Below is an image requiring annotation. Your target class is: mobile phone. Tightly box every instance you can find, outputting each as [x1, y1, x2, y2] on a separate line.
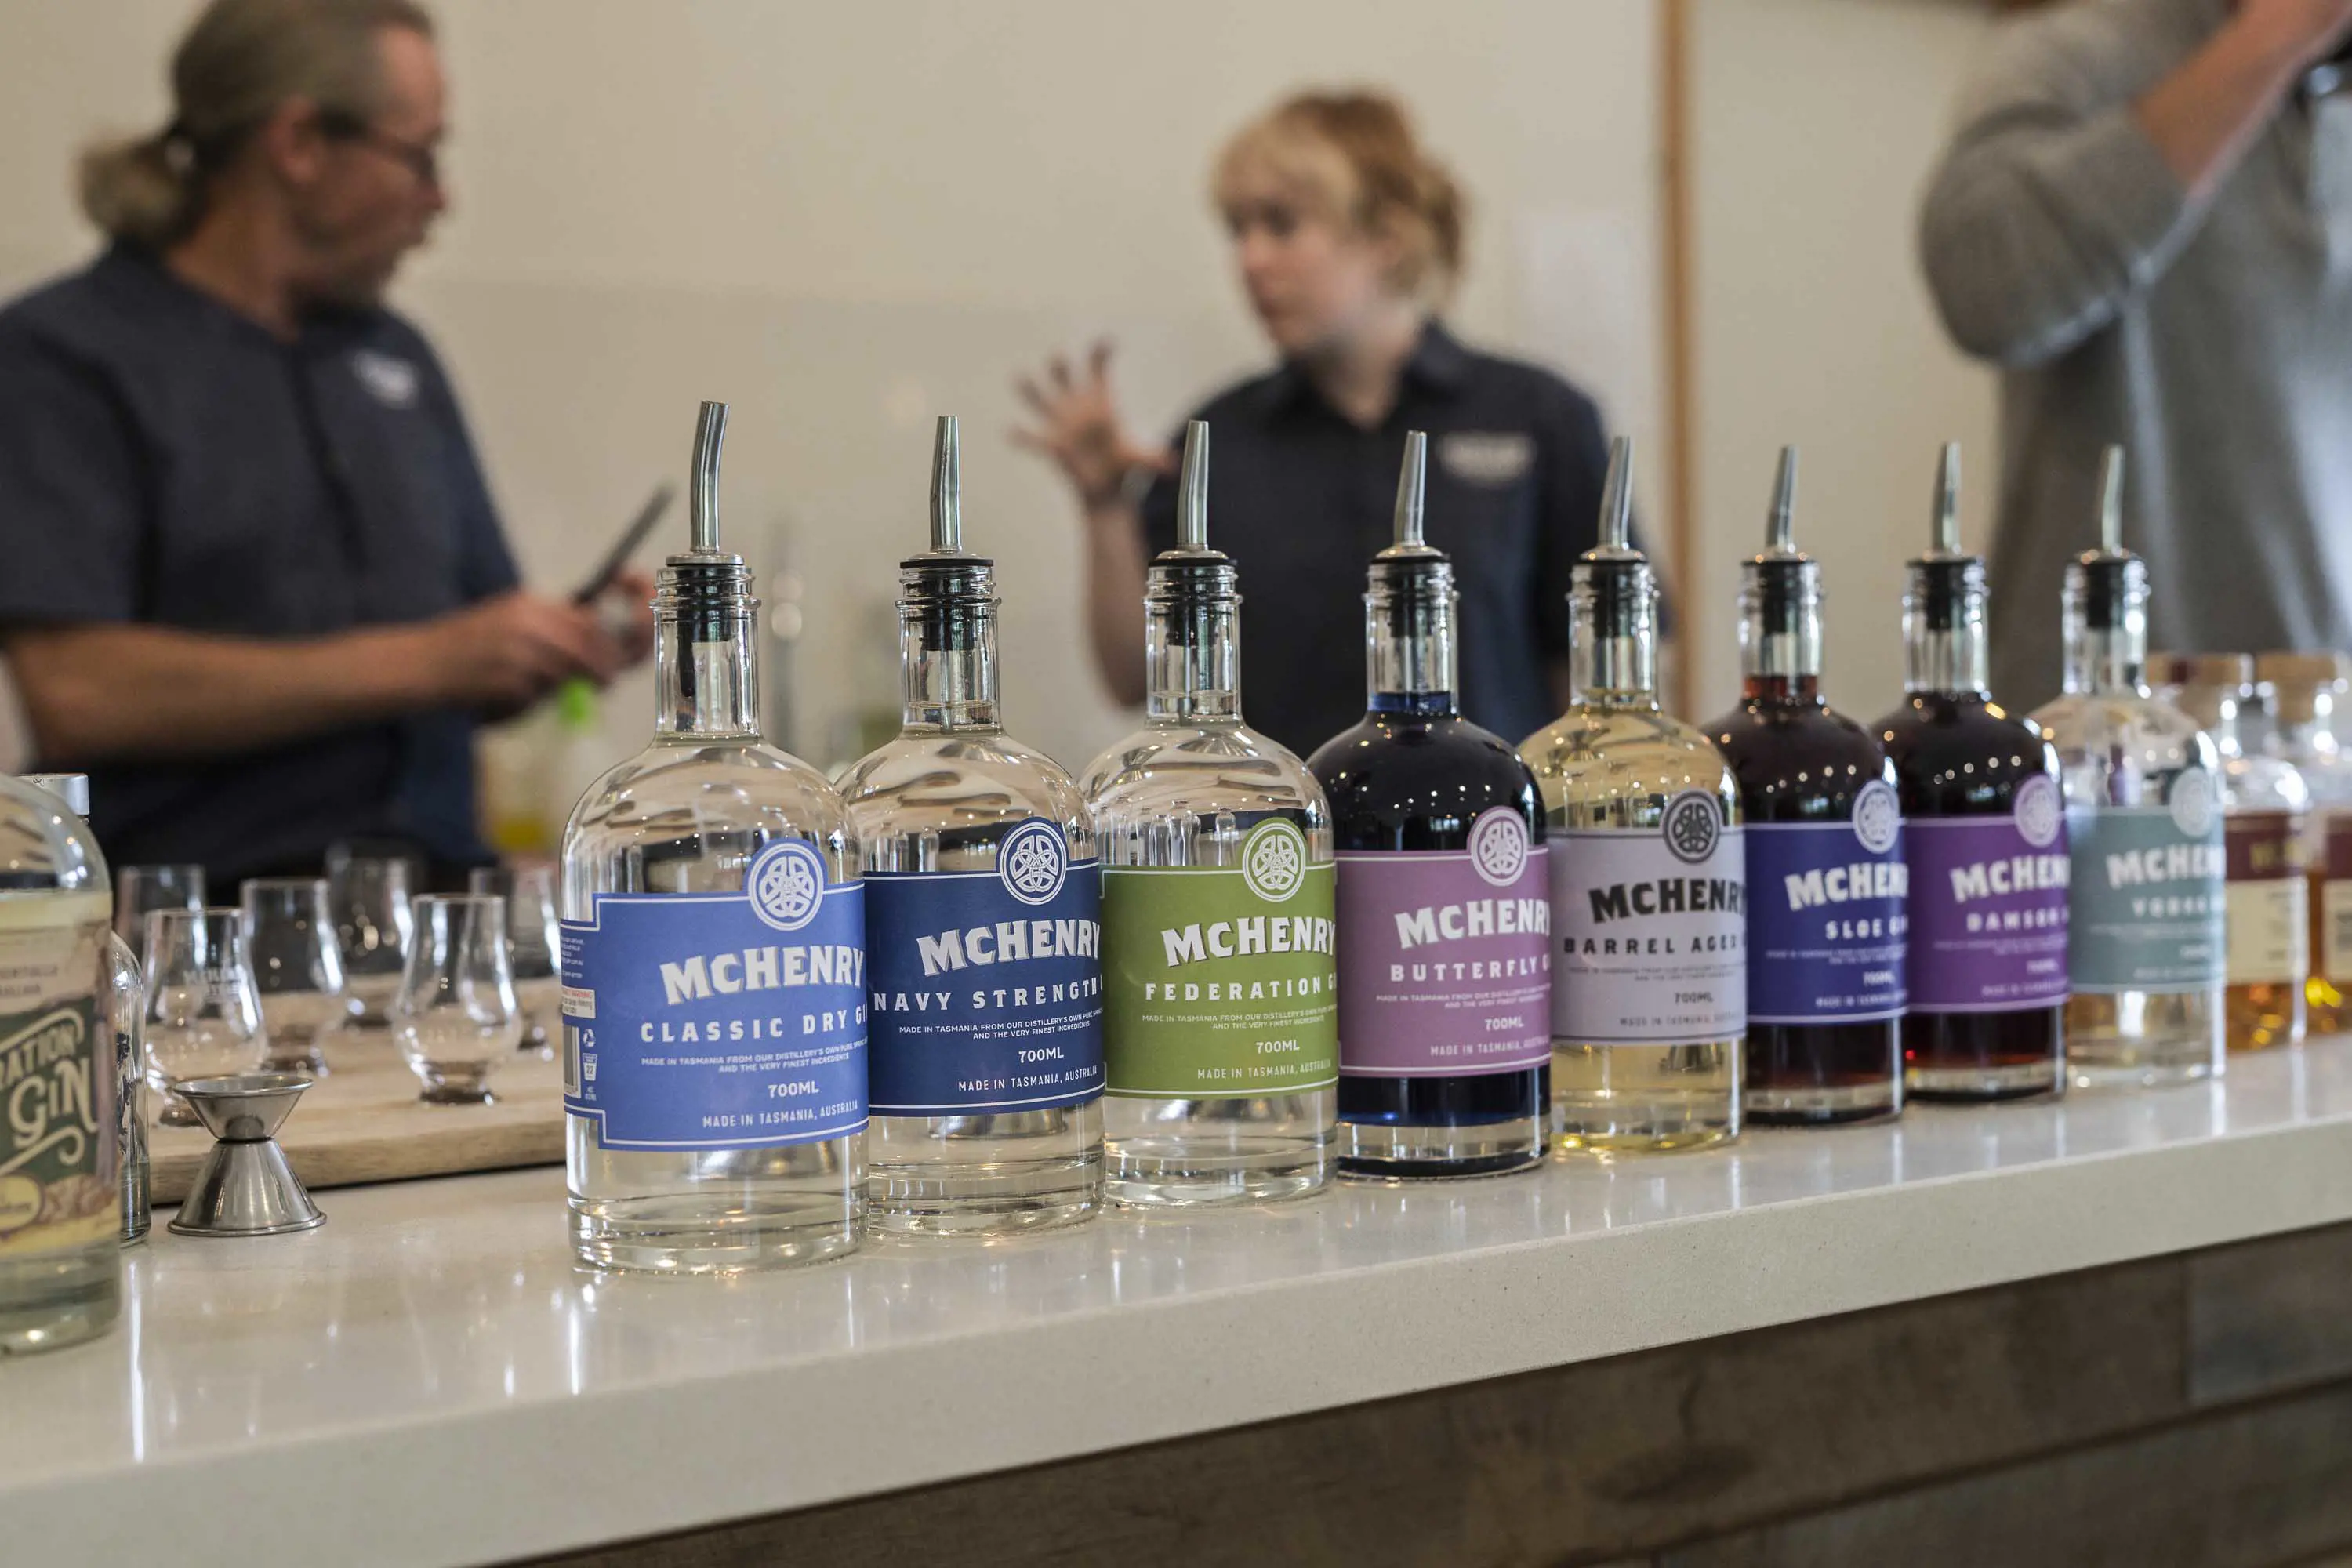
[569, 483, 674, 604]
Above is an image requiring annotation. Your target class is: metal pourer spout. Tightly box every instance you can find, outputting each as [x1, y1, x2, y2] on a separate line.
[2097, 443, 2127, 557]
[1579, 435, 1646, 565]
[1764, 445, 1800, 557]
[1930, 441, 1962, 557]
[930, 415, 961, 553]
[909, 415, 981, 563]
[1176, 419, 1210, 553]
[689, 401, 728, 554]
[1375, 431, 1443, 562]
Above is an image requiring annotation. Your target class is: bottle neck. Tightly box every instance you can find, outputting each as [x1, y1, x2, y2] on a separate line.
[1903, 560, 1988, 697]
[899, 564, 1000, 732]
[2060, 558, 2148, 696]
[1569, 561, 1660, 708]
[1145, 561, 1242, 724]
[1364, 563, 1457, 718]
[654, 557, 760, 738]
[1738, 561, 1823, 705]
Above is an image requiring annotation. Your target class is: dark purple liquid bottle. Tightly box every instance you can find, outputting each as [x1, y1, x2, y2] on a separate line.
[1308, 433, 1548, 1179]
[1705, 449, 1904, 1126]
[1874, 446, 2067, 1100]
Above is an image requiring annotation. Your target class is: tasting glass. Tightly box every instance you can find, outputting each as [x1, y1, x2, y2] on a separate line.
[115, 864, 205, 965]
[141, 909, 265, 1126]
[240, 877, 357, 1076]
[469, 865, 561, 1058]
[328, 855, 415, 1026]
[392, 894, 521, 1105]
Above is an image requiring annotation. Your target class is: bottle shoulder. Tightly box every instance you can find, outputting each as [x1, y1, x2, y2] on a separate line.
[1875, 694, 2061, 813]
[562, 737, 855, 873]
[2031, 694, 2222, 779]
[2223, 750, 2309, 814]
[1081, 721, 1329, 822]
[1308, 716, 1541, 847]
[1702, 699, 1894, 817]
[839, 729, 1089, 842]
[1518, 704, 1740, 826]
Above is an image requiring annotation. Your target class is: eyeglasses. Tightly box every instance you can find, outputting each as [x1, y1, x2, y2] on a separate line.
[318, 107, 442, 187]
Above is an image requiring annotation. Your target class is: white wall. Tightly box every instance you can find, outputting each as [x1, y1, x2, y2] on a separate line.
[0, 0, 1665, 785]
[1685, 0, 1998, 724]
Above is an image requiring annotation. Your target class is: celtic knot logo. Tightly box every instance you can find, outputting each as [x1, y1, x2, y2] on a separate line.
[1852, 779, 1900, 855]
[2169, 766, 2216, 840]
[2015, 774, 2061, 848]
[998, 819, 1069, 906]
[1468, 808, 1530, 888]
[1240, 819, 1308, 902]
[747, 840, 827, 932]
[1661, 791, 1721, 866]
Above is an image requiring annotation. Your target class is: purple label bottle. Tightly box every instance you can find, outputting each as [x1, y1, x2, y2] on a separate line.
[1308, 433, 1548, 1178]
[1706, 448, 1905, 1126]
[1875, 446, 2067, 1100]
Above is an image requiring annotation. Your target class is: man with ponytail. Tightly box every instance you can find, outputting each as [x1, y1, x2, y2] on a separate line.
[0, 0, 650, 884]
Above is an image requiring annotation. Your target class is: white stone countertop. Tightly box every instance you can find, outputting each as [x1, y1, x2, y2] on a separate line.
[9, 1044, 2352, 1567]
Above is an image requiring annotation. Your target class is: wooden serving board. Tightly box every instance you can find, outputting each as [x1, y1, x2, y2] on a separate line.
[149, 1030, 565, 1207]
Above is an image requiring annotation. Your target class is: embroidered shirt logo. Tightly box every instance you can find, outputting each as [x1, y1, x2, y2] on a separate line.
[1437, 430, 1534, 487]
[350, 348, 420, 408]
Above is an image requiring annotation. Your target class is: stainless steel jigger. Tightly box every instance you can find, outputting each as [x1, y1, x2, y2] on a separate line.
[167, 1073, 326, 1237]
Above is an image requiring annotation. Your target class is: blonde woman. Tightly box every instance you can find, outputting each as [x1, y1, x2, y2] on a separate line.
[1018, 89, 1632, 755]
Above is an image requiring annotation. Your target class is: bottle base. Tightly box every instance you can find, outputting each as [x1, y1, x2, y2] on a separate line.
[1745, 1080, 1902, 1127]
[1552, 1098, 1740, 1156]
[2071, 1054, 2222, 1091]
[1907, 1061, 2065, 1102]
[569, 1195, 862, 1274]
[1105, 1137, 1332, 1208]
[0, 1244, 121, 1356]
[1338, 1115, 1546, 1181]
[866, 1154, 1104, 1239]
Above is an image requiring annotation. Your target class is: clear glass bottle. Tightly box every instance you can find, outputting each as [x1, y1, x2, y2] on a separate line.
[2030, 448, 2224, 1087]
[1307, 432, 1548, 1180]
[1872, 448, 2067, 1102]
[1520, 436, 1744, 1154]
[22, 774, 147, 1244]
[2259, 650, 2352, 1034]
[561, 402, 866, 1272]
[1704, 448, 1905, 1126]
[2161, 654, 2308, 1051]
[1080, 421, 1337, 1206]
[841, 417, 1104, 1234]
[0, 773, 118, 1352]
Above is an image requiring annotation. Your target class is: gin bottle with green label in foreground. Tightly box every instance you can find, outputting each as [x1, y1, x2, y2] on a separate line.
[1520, 437, 1744, 1152]
[840, 417, 1104, 1236]
[0, 773, 117, 1352]
[2030, 448, 2224, 1087]
[561, 402, 866, 1272]
[1080, 420, 1337, 1206]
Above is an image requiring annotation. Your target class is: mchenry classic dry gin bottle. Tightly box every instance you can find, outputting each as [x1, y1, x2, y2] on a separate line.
[0, 773, 118, 1351]
[841, 418, 1104, 1235]
[561, 402, 866, 1272]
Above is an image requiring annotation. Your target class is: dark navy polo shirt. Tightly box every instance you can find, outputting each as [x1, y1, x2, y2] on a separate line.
[1140, 322, 1637, 758]
[0, 246, 519, 883]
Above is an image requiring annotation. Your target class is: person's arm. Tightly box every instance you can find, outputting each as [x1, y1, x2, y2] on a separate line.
[7, 591, 626, 764]
[1013, 341, 1174, 710]
[1918, 0, 2351, 368]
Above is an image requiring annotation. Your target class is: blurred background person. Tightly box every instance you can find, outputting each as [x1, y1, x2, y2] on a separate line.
[1920, 0, 2352, 706]
[0, 0, 652, 885]
[1016, 89, 1633, 757]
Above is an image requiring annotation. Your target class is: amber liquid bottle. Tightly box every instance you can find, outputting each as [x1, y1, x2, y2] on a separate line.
[1875, 446, 2067, 1100]
[1707, 448, 1905, 1126]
